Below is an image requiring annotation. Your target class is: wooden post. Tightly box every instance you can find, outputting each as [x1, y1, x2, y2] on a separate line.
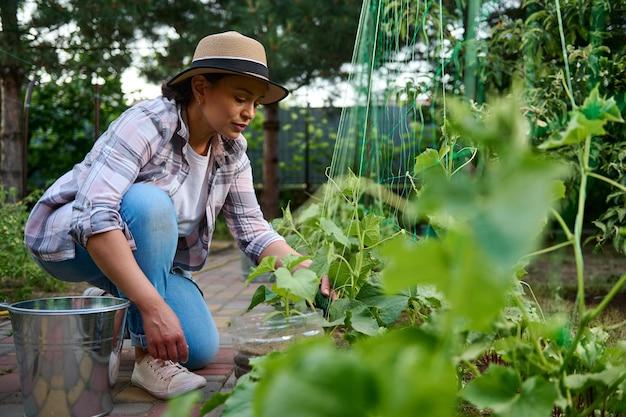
[262, 102, 280, 219]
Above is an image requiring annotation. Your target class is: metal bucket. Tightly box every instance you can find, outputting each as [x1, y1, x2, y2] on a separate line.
[0, 296, 130, 417]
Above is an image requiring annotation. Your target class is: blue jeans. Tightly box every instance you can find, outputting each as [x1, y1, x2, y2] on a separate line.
[35, 183, 220, 370]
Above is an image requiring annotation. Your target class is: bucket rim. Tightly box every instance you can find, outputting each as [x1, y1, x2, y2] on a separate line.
[1, 296, 130, 315]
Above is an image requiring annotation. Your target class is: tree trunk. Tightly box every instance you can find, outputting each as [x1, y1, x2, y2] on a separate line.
[0, 0, 25, 198]
[262, 103, 280, 220]
[1, 73, 24, 197]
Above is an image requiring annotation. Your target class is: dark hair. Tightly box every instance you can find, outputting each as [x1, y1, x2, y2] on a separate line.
[161, 73, 226, 104]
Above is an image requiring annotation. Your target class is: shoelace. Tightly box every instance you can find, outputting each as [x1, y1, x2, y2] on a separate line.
[147, 358, 189, 381]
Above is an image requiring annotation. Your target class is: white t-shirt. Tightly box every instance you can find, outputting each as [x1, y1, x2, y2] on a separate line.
[172, 143, 211, 236]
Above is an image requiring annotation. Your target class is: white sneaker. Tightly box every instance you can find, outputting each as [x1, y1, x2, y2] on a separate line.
[131, 354, 207, 399]
[82, 287, 108, 297]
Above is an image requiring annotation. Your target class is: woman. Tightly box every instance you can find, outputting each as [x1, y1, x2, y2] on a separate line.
[24, 31, 333, 399]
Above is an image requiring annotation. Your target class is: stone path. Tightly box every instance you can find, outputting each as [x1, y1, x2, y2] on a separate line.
[0, 245, 257, 417]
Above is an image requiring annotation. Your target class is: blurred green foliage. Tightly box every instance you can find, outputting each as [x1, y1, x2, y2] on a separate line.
[27, 75, 126, 189]
[0, 187, 64, 301]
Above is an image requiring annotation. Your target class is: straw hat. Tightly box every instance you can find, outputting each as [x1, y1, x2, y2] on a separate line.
[167, 31, 289, 105]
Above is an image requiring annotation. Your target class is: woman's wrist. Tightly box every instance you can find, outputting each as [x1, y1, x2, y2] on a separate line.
[134, 289, 166, 313]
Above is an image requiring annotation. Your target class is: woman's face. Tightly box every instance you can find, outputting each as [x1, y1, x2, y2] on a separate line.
[196, 75, 268, 140]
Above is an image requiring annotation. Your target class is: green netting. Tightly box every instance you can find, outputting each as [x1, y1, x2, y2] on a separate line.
[323, 0, 472, 233]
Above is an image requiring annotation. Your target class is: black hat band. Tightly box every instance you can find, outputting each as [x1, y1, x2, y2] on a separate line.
[191, 58, 269, 79]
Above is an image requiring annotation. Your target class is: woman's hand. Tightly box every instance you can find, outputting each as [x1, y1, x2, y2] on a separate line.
[139, 298, 189, 363]
[86, 230, 189, 363]
[320, 275, 339, 300]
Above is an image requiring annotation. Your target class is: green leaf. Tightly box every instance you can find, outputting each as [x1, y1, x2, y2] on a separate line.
[463, 371, 558, 417]
[246, 256, 276, 284]
[461, 365, 521, 412]
[503, 377, 559, 417]
[281, 254, 311, 271]
[358, 328, 457, 417]
[564, 366, 626, 391]
[579, 86, 624, 123]
[162, 391, 201, 417]
[254, 339, 378, 417]
[275, 267, 320, 302]
[361, 214, 383, 246]
[309, 245, 332, 277]
[296, 203, 321, 224]
[359, 293, 408, 326]
[247, 285, 278, 312]
[327, 298, 355, 323]
[320, 217, 353, 247]
[328, 257, 353, 288]
[381, 233, 514, 331]
[347, 306, 382, 336]
[200, 392, 231, 416]
[222, 373, 256, 417]
[282, 203, 294, 227]
[539, 112, 606, 149]
[551, 180, 566, 201]
[414, 148, 441, 175]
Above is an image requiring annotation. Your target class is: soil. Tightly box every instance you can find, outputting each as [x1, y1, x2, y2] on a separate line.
[525, 244, 626, 306]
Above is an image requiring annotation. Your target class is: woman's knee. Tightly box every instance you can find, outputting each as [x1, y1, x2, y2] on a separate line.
[120, 183, 176, 235]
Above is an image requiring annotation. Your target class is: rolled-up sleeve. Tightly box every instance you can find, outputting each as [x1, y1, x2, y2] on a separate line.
[69, 107, 163, 248]
[222, 155, 285, 264]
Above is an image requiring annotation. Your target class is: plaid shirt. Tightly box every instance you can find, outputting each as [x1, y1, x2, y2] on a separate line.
[24, 96, 284, 271]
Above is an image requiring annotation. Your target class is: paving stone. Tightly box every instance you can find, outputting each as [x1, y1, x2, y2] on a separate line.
[0, 336, 14, 345]
[211, 348, 235, 364]
[203, 374, 228, 383]
[111, 381, 132, 396]
[0, 403, 24, 417]
[216, 308, 246, 317]
[0, 345, 14, 356]
[0, 353, 16, 367]
[194, 365, 233, 377]
[213, 318, 232, 329]
[146, 402, 168, 417]
[0, 372, 20, 393]
[199, 381, 225, 395]
[221, 297, 250, 311]
[221, 372, 237, 390]
[115, 385, 156, 403]
[0, 392, 22, 403]
[110, 402, 154, 415]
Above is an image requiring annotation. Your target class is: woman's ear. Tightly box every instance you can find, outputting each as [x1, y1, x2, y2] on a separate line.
[190, 75, 209, 105]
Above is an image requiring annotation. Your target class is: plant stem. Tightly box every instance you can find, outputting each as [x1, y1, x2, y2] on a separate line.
[513, 295, 549, 368]
[587, 172, 626, 194]
[284, 297, 290, 317]
[550, 208, 574, 240]
[573, 136, 591, 320]
[519, 280, 546, 321]
[523, 240, 573, 259]
[586, 274, 626, 322]
[555, 0, 576, 109]
[578, 376, 626, 417]
[290, 227, 311, 249]
[364, 229, 405, 250]
[334, 254, 356, 277]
